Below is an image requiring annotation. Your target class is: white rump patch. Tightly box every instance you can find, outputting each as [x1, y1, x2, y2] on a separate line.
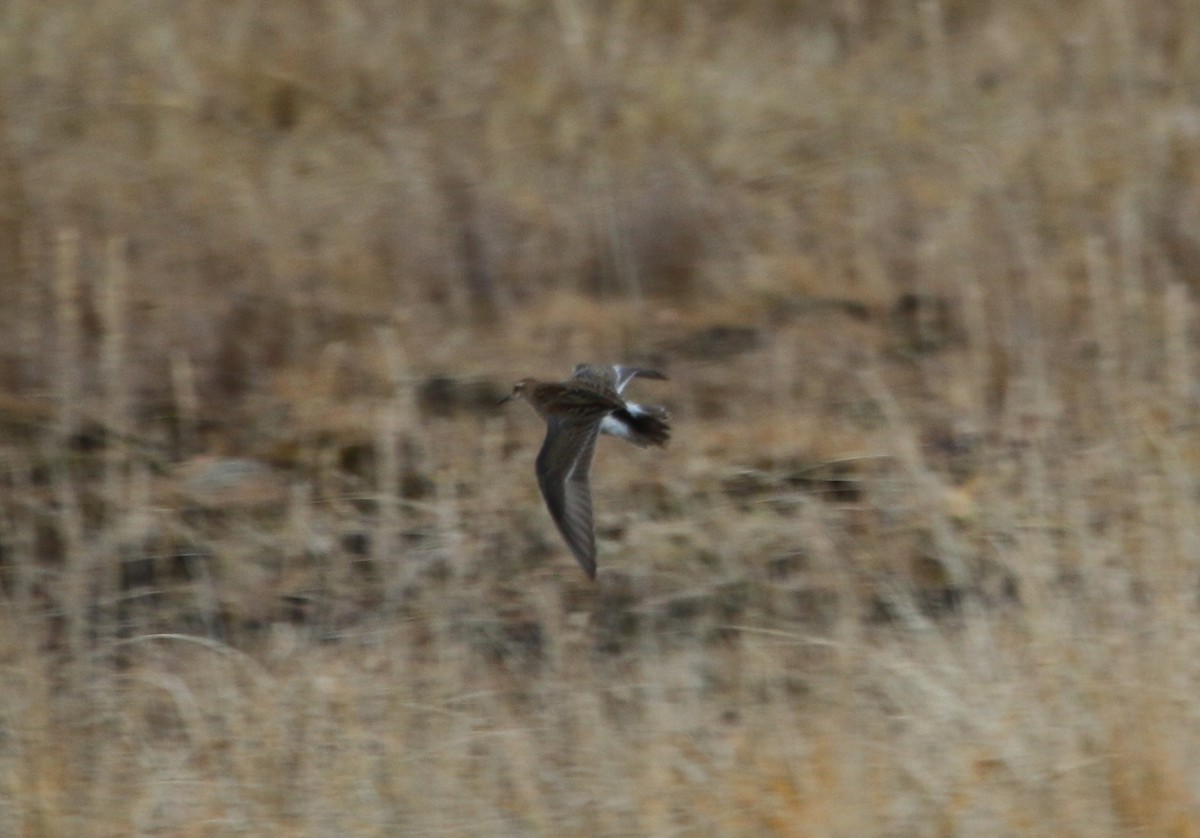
[599, 413, 637, 441]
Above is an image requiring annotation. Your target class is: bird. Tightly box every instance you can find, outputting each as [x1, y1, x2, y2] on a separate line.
[500, 364, 670, 578]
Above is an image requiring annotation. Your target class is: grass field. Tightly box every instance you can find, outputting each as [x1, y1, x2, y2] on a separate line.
[3, 1, 1200, 835]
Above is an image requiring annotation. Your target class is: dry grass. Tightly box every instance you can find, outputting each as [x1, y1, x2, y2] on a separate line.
[3, 0, 1200, 834]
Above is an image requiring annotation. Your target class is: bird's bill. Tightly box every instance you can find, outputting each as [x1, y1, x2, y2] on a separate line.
[497, 394, 513, 405]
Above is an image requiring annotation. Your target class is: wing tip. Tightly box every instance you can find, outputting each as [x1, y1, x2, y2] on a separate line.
[620, 366, 667, 382]
[565, 537, 597, 578]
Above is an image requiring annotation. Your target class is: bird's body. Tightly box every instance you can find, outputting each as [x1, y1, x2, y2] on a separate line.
[501, 364, 670, 578]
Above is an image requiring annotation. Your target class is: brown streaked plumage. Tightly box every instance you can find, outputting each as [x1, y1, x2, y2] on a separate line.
[501, 364, 671, 578]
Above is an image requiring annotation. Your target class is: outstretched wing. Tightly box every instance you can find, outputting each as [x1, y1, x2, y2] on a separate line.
[571, 364, 668, 395]
[613, 366, 667, 394]
[535, 416, 603, 578]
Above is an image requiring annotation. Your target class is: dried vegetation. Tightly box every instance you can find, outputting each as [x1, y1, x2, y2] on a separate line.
[3, 1, 1200, 834]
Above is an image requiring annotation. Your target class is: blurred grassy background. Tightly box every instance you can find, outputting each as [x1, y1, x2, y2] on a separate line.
[4, 0, 1200, 834]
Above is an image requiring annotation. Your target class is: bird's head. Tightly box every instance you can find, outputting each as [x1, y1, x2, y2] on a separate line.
[498, 378, 535, 405]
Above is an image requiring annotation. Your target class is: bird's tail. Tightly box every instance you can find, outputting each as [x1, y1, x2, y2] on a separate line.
[609, 404, 671, 447]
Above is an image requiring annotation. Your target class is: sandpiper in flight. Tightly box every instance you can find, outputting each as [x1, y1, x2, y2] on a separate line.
[500, 364, 671, 578]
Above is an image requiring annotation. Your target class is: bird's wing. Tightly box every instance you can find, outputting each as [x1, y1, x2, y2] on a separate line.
[536, 416, 603, 578]
[613, 366, 667, 394]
